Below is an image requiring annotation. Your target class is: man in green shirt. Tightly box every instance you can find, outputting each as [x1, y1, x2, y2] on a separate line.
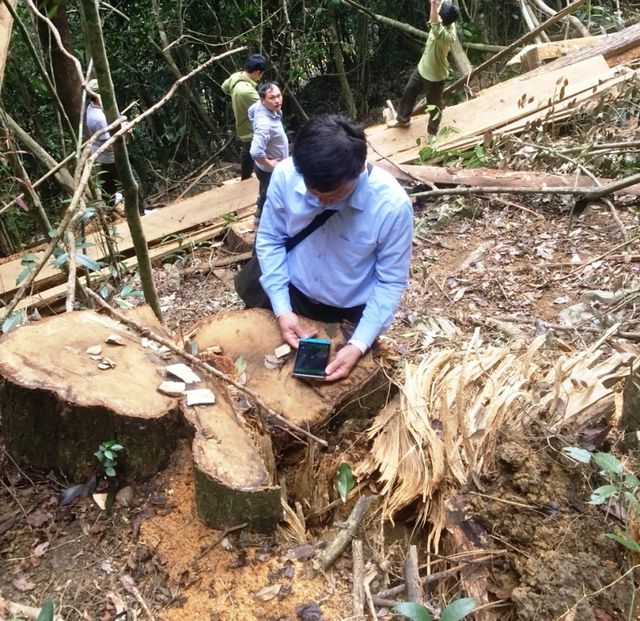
[388, 1, 459, 135]
[222, 54, 267, 179]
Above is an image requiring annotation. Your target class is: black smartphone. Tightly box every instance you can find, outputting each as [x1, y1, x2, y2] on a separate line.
[293, 338, 331, 379]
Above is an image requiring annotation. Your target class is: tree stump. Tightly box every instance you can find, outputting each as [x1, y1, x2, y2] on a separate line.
[0, 307, 182, 480]
[185, 308, 388, 448]
[0, 306, 387, 532]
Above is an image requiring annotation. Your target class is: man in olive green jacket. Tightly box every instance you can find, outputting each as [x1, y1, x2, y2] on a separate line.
[389, 0, 459, 135]
[222, 54, 267, 179]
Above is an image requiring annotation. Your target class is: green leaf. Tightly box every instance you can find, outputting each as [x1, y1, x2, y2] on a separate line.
[52, 252, 69, 267]
[36, 598, 55, 621]
[589, 484, 619, 505]
[2, 310, 24, 334]
[441, 597, 476, 621]
[562, 446, 592, 463]
[105, 466, 116, 477]
[336, 462, 355, 503]
[75, 253, 103, 273]
[391, 602, 433, 621]
[593, 452, 624, 476]
[99, 285, 111, 299]
[103, 450, 114, 460]
[624, 473, 640, 488]
[16, 265, 32, 285]
[606, 532, 640, 553]
[235, 356, 247, 375]
[111, 444, 124, 452]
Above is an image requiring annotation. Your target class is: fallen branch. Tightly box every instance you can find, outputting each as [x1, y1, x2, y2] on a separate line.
[81, 286, 329, 448]
[404, 545, 422, 605]
[352, 539, 366, 619]
[411, 168, 640, 200]
[317, 495, 378, 570]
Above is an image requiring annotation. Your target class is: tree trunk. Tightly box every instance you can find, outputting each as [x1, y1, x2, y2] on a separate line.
[36, 0, 82, 130]
[80, 0, 162, 322]
[328, 6, 357, 118]
[0, 0, 17, 91]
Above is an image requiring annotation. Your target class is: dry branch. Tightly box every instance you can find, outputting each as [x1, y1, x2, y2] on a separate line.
[317, 495, 378, 570]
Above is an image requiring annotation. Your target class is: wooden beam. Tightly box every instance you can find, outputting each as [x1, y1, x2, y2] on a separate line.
[526, 22, 640, 78]
[506, 36, 605, 67]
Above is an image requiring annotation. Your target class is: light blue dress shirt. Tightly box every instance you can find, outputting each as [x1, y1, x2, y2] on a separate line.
[255, 157, 413, 347]
[248, 102, 288, 172]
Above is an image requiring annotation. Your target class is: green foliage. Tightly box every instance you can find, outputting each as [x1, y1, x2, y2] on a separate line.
[392, 602, 433, 621]
[36, 598, 55, 621]
[336, 462, 355, 503]
[16, 252, 40, 285]
[392, 598, 476, 621]
[2, 310, 25, 334]
[563, 446, 640, 552]
[94, 440, 125, 478]
[235, 356, 247, 375]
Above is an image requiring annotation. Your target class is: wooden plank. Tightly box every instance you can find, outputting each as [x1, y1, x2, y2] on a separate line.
[15, 213, 256, 313]
[526, 21, 640, 77]
[376, 162, 640, 196]
[506, 36, 605, 66]
[0, 176, 258, 301]
[367, 56, 612, 165]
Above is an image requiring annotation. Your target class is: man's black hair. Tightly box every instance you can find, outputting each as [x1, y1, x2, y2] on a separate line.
[439, 2, 460, 26]
[257, 81, 279, 99]
[293, 115, 367, 192]
[244, 53, 267, 73]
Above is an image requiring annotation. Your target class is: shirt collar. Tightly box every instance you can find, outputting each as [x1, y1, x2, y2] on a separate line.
[294, 166, 369, 211]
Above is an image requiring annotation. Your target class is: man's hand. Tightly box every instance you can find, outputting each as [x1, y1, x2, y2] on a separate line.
[324, 344, 362, 382]
[278, 311, 317, 348]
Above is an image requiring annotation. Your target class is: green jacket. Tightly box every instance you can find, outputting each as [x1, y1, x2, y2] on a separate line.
[417, 22, 456, 83]
[222, 72, 259, 142]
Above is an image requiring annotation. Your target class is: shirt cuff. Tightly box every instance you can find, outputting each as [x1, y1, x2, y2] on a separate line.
[348, 338, 368, 355]
[270, 293, 292, 318]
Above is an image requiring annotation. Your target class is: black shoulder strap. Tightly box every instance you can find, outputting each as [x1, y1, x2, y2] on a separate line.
[285, 162, 374, 253]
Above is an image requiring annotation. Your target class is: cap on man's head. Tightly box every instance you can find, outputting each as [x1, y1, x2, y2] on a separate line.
[87, 79, 99, 93]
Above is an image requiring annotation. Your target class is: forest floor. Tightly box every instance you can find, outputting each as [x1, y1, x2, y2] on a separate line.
[2, 110, 640, 620]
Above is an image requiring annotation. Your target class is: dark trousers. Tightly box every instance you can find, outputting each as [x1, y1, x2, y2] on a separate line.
[240, 141, 253, 180]
[96, 162, 147, 215]
[254, 166, 272, 222]
[397, 69, 445, 135]
[289, 284, 365, 324]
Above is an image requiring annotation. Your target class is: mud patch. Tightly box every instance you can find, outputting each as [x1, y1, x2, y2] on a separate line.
[470, 440, 632, 620]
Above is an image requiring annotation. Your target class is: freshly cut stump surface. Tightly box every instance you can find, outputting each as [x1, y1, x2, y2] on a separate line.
[186, 308, 387, 446]
[0, 307, 182, 480]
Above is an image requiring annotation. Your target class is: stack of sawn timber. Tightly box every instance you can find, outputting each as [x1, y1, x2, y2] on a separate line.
[367, 34, 639, 165]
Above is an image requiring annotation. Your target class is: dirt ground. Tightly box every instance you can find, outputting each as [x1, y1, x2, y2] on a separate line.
[2, 166, 640, 619]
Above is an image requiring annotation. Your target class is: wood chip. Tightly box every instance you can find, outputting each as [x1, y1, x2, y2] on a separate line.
[264, 354, 282, 370]
[157, 381, 186, 396]
[92, 493, 108, 511]
[274, 343, 292, 359]
[166, 363, 202, 384]
[185, 389, 216, 406]
[105, 334, 125, 346]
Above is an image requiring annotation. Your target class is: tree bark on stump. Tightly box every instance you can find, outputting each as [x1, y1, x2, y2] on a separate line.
[0, 307, 182, 480]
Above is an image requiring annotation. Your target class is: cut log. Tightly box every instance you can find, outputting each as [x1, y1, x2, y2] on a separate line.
[376, 163, 640, 197]
[506, 36, 605, 67]
[0, 307, 182, 480]
[185, 308, 388, 447]
[224, 216, 255, 254]
[526, 21, 640, 77]
[185, 379, 282, 532]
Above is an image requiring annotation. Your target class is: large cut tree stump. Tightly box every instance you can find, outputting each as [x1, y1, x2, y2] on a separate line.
[0, 306, 388, 532]
[0, 307, 184, 480]
[185, 308, 388, 448]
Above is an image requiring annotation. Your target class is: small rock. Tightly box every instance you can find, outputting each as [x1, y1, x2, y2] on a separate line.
[274, 343, 292, 359]
[115, 485, 136, 508]
[86, 344, 102, 356]
[105, 334, 125, 346]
